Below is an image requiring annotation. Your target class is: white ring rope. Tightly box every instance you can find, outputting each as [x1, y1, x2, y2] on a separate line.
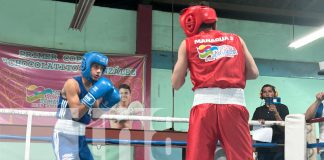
[249, 120, 285, 126]
[0, 108, 284, 126]
[0, 109, 56, 117]
[101, 114, 189, 122]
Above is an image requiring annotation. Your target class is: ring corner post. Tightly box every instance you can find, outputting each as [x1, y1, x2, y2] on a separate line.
[285, 114, 306, 160]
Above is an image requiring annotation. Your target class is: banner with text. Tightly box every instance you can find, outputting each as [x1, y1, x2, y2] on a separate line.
[0, 43, 146, 129]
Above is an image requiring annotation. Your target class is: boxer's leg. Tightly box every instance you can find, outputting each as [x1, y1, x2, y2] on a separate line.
[217, 105, 253, 160]
[186, 104, 218, 160]
[52, 131, 81, 160]
[79, 136, 94, 160]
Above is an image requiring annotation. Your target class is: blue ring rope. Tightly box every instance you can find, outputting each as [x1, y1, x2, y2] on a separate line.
[307, 142, 324, 148]
[1, 135, 306, 148]
[252, 143, 281, 147]
[0, 135, 52, 142]
[89, 138, 187, 146]
[0, 135, 187, 146]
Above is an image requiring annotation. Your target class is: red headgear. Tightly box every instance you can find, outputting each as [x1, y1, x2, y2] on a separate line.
[179, 6, 217, 37]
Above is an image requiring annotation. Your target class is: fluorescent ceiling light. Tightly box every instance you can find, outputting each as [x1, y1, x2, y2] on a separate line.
[289, 26, 324, 49]
[69, 0, 95, 31]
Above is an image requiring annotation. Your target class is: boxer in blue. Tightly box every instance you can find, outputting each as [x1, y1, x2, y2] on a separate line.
[52, 51, 120, 160]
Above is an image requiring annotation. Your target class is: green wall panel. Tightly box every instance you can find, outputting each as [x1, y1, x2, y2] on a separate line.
[0, 0, 56, 47]
[0, 0, 136, 54]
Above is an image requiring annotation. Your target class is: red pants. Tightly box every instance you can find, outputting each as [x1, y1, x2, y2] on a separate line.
[186, 104, 253, 160]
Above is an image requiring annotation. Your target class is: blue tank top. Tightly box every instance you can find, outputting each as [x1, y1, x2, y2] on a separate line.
[56, 76, 92, 124]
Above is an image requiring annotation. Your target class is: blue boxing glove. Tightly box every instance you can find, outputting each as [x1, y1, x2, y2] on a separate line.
[100, 87, 121, 109]
[81, 77, 115, 108]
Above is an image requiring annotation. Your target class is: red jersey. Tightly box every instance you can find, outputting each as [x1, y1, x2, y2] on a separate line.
[186, 30, 246, 90]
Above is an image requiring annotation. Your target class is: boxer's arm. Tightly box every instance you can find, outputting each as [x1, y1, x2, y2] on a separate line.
[305, 92, 324, 120]
[91, 100, 105, 120]
[239, 37, 259, 80]
[92, 92, 119, 120]
[64, 79, 89, 120]
[172, 40, 188, 90]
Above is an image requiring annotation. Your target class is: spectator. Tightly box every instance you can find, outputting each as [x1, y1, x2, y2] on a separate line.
[252, 84, 289, 160]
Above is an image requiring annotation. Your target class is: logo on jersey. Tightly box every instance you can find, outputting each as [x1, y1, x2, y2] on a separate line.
[62, 153, 75, 160]
[197, 44, 238, 62]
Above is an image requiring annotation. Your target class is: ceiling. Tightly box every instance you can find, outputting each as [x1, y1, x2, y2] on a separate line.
[56, 0, 324, 26]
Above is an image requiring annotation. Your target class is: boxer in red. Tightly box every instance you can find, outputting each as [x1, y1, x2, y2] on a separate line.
[172, 5, 259, 160]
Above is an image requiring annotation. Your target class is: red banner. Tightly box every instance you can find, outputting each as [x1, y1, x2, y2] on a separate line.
[0, 43, 151, 159]
[0, 43, 147, 127]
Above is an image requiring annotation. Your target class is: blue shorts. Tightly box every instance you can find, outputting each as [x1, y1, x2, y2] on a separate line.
[52, 131, 93, 160]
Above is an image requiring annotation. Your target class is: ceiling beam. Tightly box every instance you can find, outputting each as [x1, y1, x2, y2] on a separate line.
[280, 0, 293, 9]
[152, 0, 324, 21]
[303, 0, 318, 10]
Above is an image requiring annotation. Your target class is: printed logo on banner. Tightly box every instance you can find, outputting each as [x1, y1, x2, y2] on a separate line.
[25, 84, 60, 108]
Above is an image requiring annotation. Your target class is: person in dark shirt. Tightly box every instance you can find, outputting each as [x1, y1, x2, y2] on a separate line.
[252, 84, 289, 160]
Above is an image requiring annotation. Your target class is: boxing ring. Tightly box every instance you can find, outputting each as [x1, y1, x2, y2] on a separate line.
[0, 108, 322, 160]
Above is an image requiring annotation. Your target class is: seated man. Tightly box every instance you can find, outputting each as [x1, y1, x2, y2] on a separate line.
[252, 84, 289, 160]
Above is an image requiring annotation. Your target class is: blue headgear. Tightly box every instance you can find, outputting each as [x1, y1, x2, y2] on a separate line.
[80, 51, 108, 82]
